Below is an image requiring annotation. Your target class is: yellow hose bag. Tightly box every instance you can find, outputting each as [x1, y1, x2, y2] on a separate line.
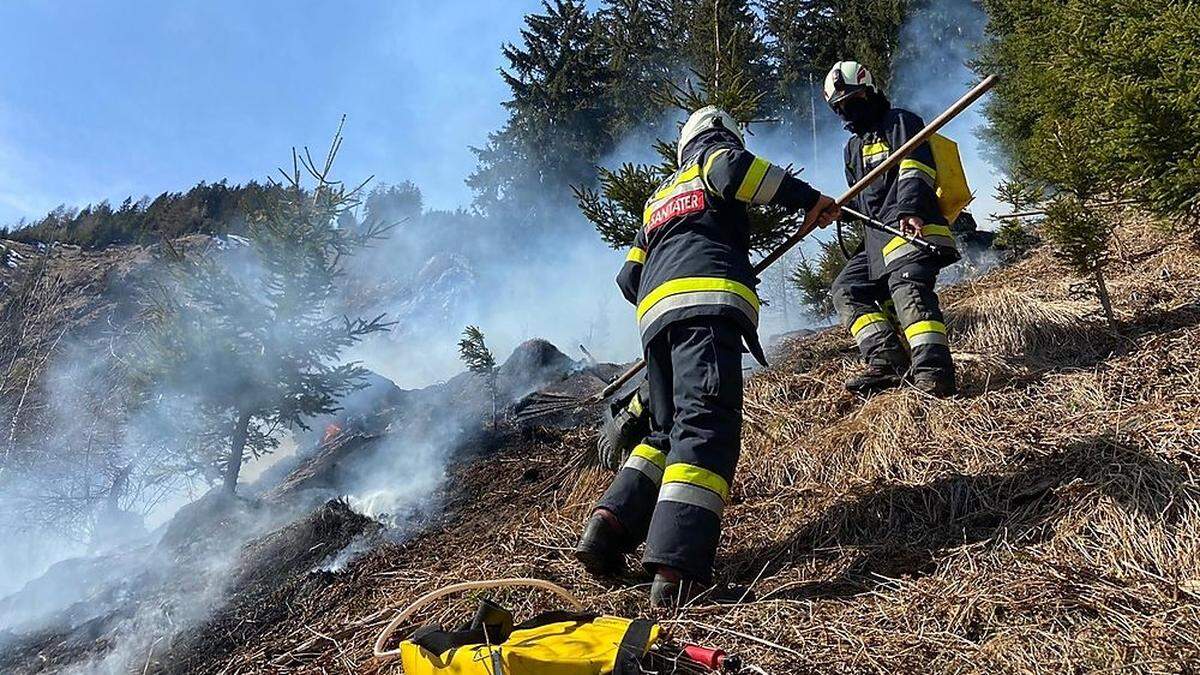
[400, 613, 659, 675]
[929, 133, 973, 223]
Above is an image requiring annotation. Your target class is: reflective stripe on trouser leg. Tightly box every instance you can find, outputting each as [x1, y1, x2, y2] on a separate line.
[832, 251, 905, 366]
[658, 464, 728, 516]
[595, 335, 675, 546]
[888, 262, 953, 375]
[850, 312, 891, 348]
[905, 320, 948, 349]
[595, 441, 666, 547]
[642, 318, 743, 583]
[623, 443, 666, 484]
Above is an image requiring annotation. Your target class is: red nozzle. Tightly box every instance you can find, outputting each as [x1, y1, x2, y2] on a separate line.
[682, 644, 726, 670]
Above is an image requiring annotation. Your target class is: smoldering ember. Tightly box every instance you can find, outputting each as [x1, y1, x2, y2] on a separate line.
[2, 1, 1198, 673]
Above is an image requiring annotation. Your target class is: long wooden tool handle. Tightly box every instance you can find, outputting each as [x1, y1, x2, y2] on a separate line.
[594, 359, 645, 401]
[595, 75, 998, 403]
[754, 74, 997, 273]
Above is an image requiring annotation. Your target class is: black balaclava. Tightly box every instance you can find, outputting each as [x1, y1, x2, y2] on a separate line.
[840, 90, 891, 135]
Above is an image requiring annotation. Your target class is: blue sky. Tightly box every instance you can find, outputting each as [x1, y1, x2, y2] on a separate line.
[0, 0, 544, 225]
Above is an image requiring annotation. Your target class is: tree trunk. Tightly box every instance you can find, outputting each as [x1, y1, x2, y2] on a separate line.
[107, 464, 132, 512]
[1094, 265, 1116, 328]
[489, 373, 497, 428]
[223, 410, 252, 494]
[778, 264, 791, 330]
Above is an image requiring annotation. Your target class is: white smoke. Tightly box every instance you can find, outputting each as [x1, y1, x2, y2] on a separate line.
[892, 0, 1000, 228]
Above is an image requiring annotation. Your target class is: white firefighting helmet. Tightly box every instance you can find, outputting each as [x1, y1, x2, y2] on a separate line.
[677, 106, 744, 164]
[823, 61, 876, 108]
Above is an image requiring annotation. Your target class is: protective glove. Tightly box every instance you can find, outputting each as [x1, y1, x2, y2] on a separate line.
[596, 427, 621, 471]
[596, 381, 651, 471]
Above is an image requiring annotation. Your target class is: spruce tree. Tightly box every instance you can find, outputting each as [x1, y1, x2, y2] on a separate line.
[790, 229, 862, 318]
[764, 0, 909, 141]
[575, 4, 798, 253]
[458, 325, 498, 427]
[675, 0, 774, 106]
[979, 0, 1200, 226]
[138, 125, 392, 494]
[468, 0, 613, 220]
[1041, 195, 1117, 326]
[992, 178, 1042, 256]
[596, 0, 675, 135]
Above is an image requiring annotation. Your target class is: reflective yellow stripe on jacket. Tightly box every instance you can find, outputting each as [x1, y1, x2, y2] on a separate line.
[898, 158, 937, 188]
[862, 142, 890, 166]
[643, 163, 704, 225]
[733, 157, 786, 204]
[636, 277, 759, 340]
[626, 247, 646, 265]
[658, 463, 729, 517]
[882, 224, 956, 267]
[702, 148, 731, 185]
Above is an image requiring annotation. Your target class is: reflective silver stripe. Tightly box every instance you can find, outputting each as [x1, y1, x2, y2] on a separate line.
[882, 235, 956, 267]
[624, 455, 664, 484]
[908, 331, 949, 348]
[637, 290, 758, 337]
[864, 153, 889, 167]
[899, 168, 935, 188]
[853, 320, 892, 346]
[883, 242, 921, 267]
[658, 482, 726, 517]
[645, 176, 706, 214]
[749, 164, 785, 204]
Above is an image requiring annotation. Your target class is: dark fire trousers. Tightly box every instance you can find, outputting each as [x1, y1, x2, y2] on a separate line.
[831, 252, 953, 376]
[596, 317, 743, 583]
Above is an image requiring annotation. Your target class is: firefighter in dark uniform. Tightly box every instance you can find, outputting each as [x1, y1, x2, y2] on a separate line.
[824, 61, 960, 397]
[575, 106, 840, 607]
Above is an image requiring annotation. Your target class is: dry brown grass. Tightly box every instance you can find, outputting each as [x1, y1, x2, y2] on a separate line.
[212, 213, 1200, 673]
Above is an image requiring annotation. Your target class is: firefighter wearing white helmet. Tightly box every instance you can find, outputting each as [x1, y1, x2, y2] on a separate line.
[823, 60, 877, 107]
[674, 105, 743, 164]
[576, 104, 840, 609]
[824, 60, 961, 397]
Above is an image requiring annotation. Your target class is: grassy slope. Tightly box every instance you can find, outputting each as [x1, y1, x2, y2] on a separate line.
[212, 213, 1200, 673]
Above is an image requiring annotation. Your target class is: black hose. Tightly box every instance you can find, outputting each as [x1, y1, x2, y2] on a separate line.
[836, 219, 854, 260]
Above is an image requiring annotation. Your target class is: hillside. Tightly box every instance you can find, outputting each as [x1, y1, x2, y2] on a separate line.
[3, 0, 1197, 671]
[108, 211, 1192, 673]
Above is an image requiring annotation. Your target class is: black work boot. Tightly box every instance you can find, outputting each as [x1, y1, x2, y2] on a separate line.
[574, 512, 629, 577]
[844, 363, 905, 395]
[913, 369, 957, 397]
[649, 572, 756, 609]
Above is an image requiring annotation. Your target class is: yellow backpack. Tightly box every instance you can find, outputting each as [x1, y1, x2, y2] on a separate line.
[375, 579, 660, 675]
[399, 613, 658, 675]
[928, 134, 973, 223]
